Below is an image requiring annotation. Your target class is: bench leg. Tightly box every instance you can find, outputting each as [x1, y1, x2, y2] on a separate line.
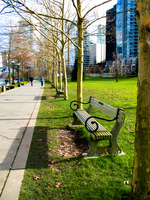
[86, 138, 122, 157]
[56, 91, 64, 98]
[71, 113, 83, 126]
[87, 140, 110, 156]
[109, 136, 121, 154]
[55, 93, 60, 98]
[108, 120, 124, 154]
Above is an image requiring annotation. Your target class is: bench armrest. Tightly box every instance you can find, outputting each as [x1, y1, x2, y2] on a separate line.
[85, 109, 120, 133]
[70, 99, 91, 111]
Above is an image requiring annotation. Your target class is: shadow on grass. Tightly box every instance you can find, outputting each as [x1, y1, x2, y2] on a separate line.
[25, 126, 87, 170]
[22, 124, 131, 200]
[25, 126, 50, 169]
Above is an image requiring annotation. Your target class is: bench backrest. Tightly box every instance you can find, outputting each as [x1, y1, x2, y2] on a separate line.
[88, 97, 118, 119]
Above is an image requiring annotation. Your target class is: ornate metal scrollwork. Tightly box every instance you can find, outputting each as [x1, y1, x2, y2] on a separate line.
[84, 109, 120, 133]
[70, 101, 79, 111]
[70, 97, 92, 111]
[85, 116, 99, 133]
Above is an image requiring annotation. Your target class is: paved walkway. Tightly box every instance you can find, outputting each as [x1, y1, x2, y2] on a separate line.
[0, 81, 43, 200]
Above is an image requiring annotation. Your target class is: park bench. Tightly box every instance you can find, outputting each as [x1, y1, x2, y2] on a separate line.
[56, 87, 64, 98]
[70, 96, 125, 157]
[0, 84, 10, 92]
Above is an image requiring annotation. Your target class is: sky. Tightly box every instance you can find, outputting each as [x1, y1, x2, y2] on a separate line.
[86, 0, 117, 41]
[0, 0, 117, 51]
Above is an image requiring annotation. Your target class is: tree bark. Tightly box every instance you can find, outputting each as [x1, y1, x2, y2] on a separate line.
[130, 1, 150, 199]
[61, 0, 68, 100]
[8, 29, 13, 85]
[77, 0, 84, 108]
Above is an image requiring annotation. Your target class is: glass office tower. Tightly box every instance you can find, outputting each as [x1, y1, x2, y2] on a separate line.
[116, 0, 123, 59]
[116, 0, 138, 59]
[106, 5, 116, 61]
[123, 0, 138, 58]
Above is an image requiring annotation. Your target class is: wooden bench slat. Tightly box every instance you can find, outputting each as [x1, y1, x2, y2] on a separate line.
[90, 98, 117, 119]
[74, 109, 112, 140]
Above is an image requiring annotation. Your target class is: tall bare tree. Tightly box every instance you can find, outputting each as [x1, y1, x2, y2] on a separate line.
[1, 0, 114, 103]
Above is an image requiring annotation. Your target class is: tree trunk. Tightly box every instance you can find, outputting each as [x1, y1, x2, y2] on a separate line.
[48, 60, 52, 83]
[58, 60, 62, 89]
[62, 46, 68, 99]
[77, 0, 83, 108]
[53, 48, 57, 88]
[130, 1, 150, 199]
[8, 30, 13, 85]
[61, 0, 68, 100]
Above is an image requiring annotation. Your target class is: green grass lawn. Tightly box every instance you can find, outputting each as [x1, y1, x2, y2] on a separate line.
[19, 77, 137, 200]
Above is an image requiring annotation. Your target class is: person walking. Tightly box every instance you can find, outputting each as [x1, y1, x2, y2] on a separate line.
[29, 76, 34, 86]
[40, 76, 44, 86]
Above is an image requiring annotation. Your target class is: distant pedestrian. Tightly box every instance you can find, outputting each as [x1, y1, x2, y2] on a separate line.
[5, 79, 8, 85]
[40, 76, 44, 86]
[29, 76, 34, 86]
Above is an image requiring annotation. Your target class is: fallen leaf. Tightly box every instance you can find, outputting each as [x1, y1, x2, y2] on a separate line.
[47, 183, 52, 188]
[130, 130, 135, 133]
[129, 140, 133, 144]
[37, 139, 42, 142]
[126, 126, 131, 131]
[50, 166, 60, 172]
[126, 180, 131, 185]
[33, 176, 40, 180]
[63, 142, 68, 146]
[55, 181, 62, 188]
[25, 145, 29, 148]
[77, 162, 82, 166]
[124, 180, 131, 185]
[126, 126, 135, 133]
[39, 129, 45, 132]
[50, 159, 56, 164]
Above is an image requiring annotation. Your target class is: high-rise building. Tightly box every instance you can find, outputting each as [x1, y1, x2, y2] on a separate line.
[90, 43, 106, 65]
[106, 5, 116, 61]
[116, 0, 123, 59]
[116, 0, 138, 59]
[65, 22, 77, 67]
[97, 24, 106, 63]
[97, 24, 106, 44]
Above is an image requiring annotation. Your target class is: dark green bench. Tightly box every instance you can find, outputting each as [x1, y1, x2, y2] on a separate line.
[70, 96, 125, 157]
[56, 87, 64, 98]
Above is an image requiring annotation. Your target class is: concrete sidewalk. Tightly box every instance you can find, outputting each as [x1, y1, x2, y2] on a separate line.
[0, 81, 43, 200]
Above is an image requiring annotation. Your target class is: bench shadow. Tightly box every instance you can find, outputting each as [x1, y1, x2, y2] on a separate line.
[19, 125, 130, 200]
[25, 126, 88, 170]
